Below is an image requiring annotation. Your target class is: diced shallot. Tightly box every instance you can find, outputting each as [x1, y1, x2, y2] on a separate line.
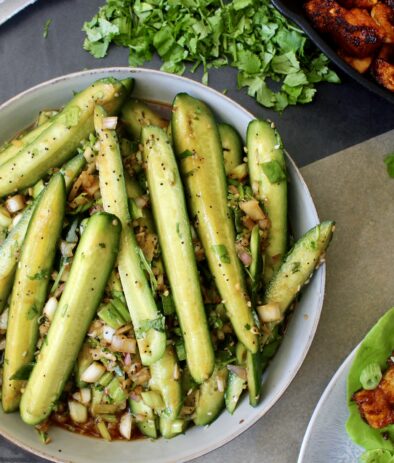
[257, 303, 282, 323]
[239, 199, 266, 222]
[102, 116, 118, 130]
[68, 400, 88, 423]
[43, 297, 58, 321]
[135, 196, 148, 209]
[80, 362, 106, 383]
[111, 335, 136, 353]
[60, 240, 76, 258]
[80, 388, 91, 404]
[103, 325, 115, 343]
[238, 251, 252, 267]
[0, 309, 8, 330]
[216, 376, 225, 393]
[119, 412, 133, 440]
[227, 364, 247, 380]
[5, 195, 25, 214]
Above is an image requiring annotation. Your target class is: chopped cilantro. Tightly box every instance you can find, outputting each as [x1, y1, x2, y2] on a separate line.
[178, 150, 194, 160]
[28, 268, 50, 280]
[43, 19, 52, 39]
[137, 247, 158, 293]
[261, 160, 286, 184]
[136, 315, 166, 338]
[384, 153, 394, 178]
[211, 244, 231, 264]
[82, 0, 339, 111]
[291, 261, 301, 274]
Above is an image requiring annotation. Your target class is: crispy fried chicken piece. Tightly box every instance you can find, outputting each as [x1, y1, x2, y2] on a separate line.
[305, 0, 383, 57]
[371, 3, 394, 43]
[353, 358, 394, 429]
[337, 0, 378, 9]
[338, 48, 374, 71]
[372, 45, 394, 90]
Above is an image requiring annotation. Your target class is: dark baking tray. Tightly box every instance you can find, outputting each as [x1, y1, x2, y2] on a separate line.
[271, 0, 394, 104]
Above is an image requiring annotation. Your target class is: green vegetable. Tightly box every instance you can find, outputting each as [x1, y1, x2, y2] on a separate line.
[149, 346, 182, 420]
[121, 99, 168, 140]
[43, 19, 52, 38]
[172, 94, 258, 354]
[82, 0, 339, 111]
[142, 125, 215, 382]
[346, 307, 394, 454]
[264, 221, 334, 317]
[194, 365, 228, 426]
[384, 153, 394, 179]
[247, 119, 288, 284]
[19, 212, 121, 425]
[0, 120, 52, 168]
[361, 449, 394, 463]
[98, 303, 125, 329]
[360, 363, 382, 391]
[95, 106, 166, 366]
[0, 78, 132, 197]
[218, 123, 243, 175]
[1, 174, 66, 413]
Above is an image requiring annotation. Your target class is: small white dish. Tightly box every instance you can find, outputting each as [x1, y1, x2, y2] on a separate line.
[0, 68, 325, 463]
[298, 348, 363, 463]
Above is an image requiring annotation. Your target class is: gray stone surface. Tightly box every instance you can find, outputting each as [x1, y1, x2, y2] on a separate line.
[0, 1, 394, 462]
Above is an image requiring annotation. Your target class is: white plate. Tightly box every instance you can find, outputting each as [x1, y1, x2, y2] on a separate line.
[0, 68, 325, 463]
[298, 348, 363, 463]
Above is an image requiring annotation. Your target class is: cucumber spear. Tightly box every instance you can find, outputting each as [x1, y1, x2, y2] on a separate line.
[172, 93, 258, 354]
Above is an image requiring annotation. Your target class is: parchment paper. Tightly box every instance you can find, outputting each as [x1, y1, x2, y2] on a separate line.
[2, 131, 394, 463]
[193, 129, 394, 463]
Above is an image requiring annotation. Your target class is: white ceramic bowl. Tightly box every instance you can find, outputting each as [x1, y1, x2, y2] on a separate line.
[0, 68, 325, 463]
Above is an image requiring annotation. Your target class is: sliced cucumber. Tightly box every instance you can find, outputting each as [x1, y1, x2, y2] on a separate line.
[246, 350, 262, 407]
[2, 174, 66, 412]
[247, 119, 287, 285]
[95, 106, 166, 366]
[194, 366, 228, 426]
[130, 398, 158, 438]
[218, 123, 243, 175]
[142, 125, 214, 383]
[225, 371, 247, 414]
[160, 415, 187, 439]
[20, 213, 121, 425]
[172, 93, 258, 354]
[121, 99, 168, 140]
[264, 221, 335, 316]
[149, 346, 182, 420]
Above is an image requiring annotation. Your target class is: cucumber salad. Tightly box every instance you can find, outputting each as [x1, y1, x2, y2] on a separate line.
[0, 77, 334, 442]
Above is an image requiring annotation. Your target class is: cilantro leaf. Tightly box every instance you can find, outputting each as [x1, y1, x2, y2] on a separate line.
[82, 0, 340, 111]
[43, 19, 52, 39]
[384, 153, 394, 178]
[211, 244, 231, 264]
[136, 315, 166, 339]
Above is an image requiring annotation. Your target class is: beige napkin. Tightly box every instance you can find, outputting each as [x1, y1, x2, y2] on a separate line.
[194, 129, 394, 463]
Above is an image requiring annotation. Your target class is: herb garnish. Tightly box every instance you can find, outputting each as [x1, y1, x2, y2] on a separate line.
[82, 0, 339, 111]
[384, 153, 394, 178]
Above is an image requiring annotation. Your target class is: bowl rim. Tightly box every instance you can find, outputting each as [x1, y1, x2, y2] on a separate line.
[0, 67, 325, 463]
